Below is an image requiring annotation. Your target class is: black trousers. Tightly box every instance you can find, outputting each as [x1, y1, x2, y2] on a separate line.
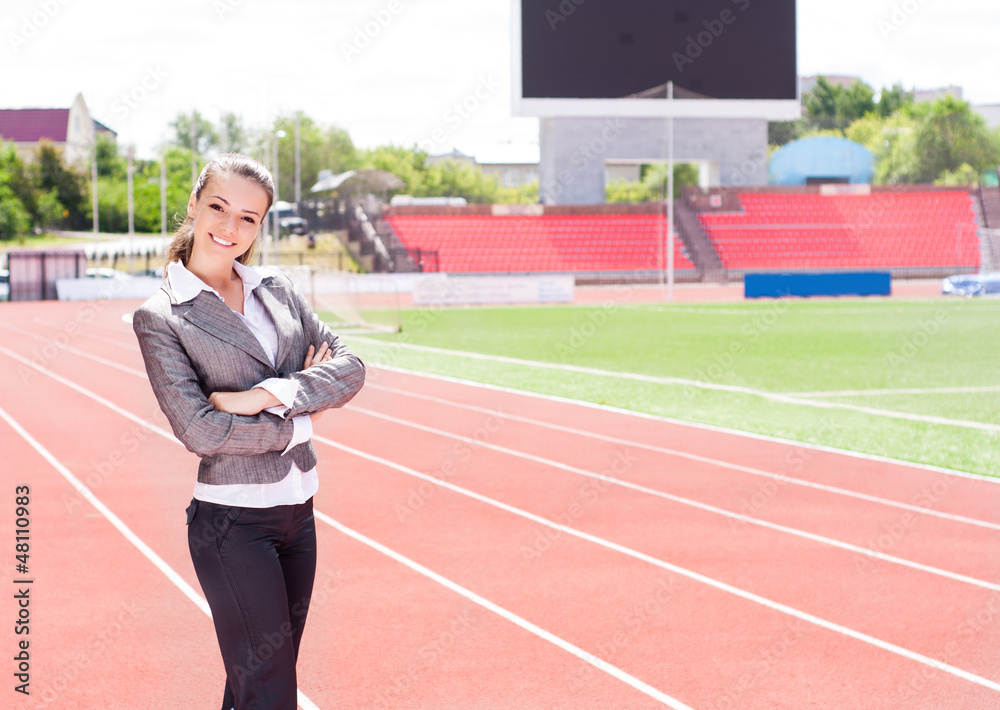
[187, 497, 317, 710]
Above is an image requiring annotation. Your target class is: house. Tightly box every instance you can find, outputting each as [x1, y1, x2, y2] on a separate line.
[0, 93, 115, 166]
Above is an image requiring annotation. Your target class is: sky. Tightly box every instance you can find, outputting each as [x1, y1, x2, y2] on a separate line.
[3, 0, 999, 160]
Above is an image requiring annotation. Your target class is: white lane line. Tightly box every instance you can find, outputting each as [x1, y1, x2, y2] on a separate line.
[32, 316, 139, 351]
[348, 405, 1000, 592]
[0, 372, 322, 710]
[364, 363, 1000, 484]
[0, 344, 178, 442]
[9, 323, 994, 534]
[316, 511, 693, 709]
[348, 337, 1000, 433]
[362, 382, 1000, 531]
[0, 403, 210, 615]
[317, 437, 1000, 695]
[0, 321, 149, 378]
[785, 385, 1000, 399]
[0, 342, 679, 708]
[5, 342, 997, 697]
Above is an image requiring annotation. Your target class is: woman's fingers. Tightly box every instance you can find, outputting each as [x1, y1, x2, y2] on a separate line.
[303, 342, 332, 370]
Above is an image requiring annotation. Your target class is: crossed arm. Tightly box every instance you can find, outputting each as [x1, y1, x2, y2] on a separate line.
[208, 342, 334, 421]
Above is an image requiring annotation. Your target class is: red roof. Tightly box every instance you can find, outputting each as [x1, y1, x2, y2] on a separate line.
[0, 108, 70, 143]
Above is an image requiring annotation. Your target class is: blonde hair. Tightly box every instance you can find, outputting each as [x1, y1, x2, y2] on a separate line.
[165, 153, 274, 266]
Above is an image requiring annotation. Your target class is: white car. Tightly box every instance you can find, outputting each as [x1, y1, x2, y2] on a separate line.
[0, 269, 8, 301]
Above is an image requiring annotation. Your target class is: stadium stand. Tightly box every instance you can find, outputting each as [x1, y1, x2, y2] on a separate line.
[697, 190, 980, 273]
[385, 212, 696, 275]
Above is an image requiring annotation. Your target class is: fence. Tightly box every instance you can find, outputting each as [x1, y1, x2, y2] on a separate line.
[8, 250, 87, 301]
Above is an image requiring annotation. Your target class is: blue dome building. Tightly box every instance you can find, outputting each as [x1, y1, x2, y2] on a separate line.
[769, 136, 874, 185]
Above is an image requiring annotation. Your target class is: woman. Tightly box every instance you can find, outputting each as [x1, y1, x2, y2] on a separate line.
[133, 153, 365, 710]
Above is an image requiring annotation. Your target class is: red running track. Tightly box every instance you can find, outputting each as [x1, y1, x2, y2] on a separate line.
[1, 298, 999, 709]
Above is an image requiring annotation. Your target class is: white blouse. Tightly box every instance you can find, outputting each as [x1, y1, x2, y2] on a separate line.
[167, 260, 319, 508]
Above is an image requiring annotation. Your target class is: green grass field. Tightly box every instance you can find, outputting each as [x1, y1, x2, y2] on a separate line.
[329, 295, 1000, 477]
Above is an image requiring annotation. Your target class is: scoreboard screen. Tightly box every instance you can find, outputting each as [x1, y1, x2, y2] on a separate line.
[514, 0, 799, 118]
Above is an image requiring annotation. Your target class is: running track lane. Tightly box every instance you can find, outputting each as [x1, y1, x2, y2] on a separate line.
[2, 299, 1000, 707]
[0, 303, 684, 708]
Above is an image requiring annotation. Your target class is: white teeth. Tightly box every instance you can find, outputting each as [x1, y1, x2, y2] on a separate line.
[211, 234, 235, 246]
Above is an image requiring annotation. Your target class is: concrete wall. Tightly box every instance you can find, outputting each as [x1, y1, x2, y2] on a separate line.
[539, 116, 769, 204]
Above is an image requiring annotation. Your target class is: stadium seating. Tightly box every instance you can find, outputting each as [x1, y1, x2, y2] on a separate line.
[386, 214, 696, 273]
[698, 191, 980, 270]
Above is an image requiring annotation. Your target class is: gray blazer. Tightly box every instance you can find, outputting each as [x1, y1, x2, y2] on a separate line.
[132, 269, 365, 485]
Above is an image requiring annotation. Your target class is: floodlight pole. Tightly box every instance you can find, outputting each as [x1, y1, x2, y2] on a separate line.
[666, 80, 675, 302]
[161, 149, 167, 237]
[91, 141, 99, 267]
[127, 146, 135, 274]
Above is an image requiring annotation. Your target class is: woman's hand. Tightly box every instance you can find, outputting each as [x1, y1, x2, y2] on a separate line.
[209, 389, 280, 416]
[304, 342, 333, 424]
[303, 342, 332, 370]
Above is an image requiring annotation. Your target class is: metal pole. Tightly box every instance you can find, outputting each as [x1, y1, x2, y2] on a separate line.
[667, 81, 675, 302]
[191, 125, 197, 186]
[127, 147, 135, 274]
[261, 132, 271, 266]
[161, 150, 167, 237]
[294, 113, 301, 206]
[273, 132, 280, 266]
[91, 142, 99, 267]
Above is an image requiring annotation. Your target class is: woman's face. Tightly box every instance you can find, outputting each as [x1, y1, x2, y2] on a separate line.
[187, 173, 269, 263]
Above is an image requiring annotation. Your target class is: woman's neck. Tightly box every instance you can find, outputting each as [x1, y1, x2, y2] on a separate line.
[186, 255, 237, 294]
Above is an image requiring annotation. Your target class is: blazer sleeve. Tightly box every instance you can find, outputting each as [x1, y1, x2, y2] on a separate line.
[281, 278, 366, 418]
[132, 304, 298, 458]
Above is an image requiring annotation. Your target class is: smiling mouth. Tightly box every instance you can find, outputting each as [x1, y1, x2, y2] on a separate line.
[211, 233, 235, 247]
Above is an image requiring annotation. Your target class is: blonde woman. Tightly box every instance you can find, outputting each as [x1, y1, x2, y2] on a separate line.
[133, 153, 364, 709]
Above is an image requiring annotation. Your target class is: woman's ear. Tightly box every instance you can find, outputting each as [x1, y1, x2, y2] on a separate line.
[187, 191, 197, 216]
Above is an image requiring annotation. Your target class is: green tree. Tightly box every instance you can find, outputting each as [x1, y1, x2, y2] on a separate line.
[95, 133, 126, 179]
[31, 141, 88, 229]
[362, 144, 426, 195]
[170, 110, 219, 155]
[217, 111, 251, 154]
[804, 76, 840, 123]
[876, 83, 913, 118]
[272, 112, 360, 203]
[35, 190, 66, 229]
[913, 96, 1000, 182]
[0, 184, 31, 239]
[606, 163, 698, 203]
[0, 141, 35, 218]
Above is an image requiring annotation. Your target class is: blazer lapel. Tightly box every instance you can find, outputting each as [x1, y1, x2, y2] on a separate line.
[256, 278, 297, 371]
[180, 291, 276, 370]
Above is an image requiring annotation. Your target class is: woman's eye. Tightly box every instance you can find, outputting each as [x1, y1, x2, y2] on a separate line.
[210, 203, 223, 212]
[243, 216, 256, 224]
